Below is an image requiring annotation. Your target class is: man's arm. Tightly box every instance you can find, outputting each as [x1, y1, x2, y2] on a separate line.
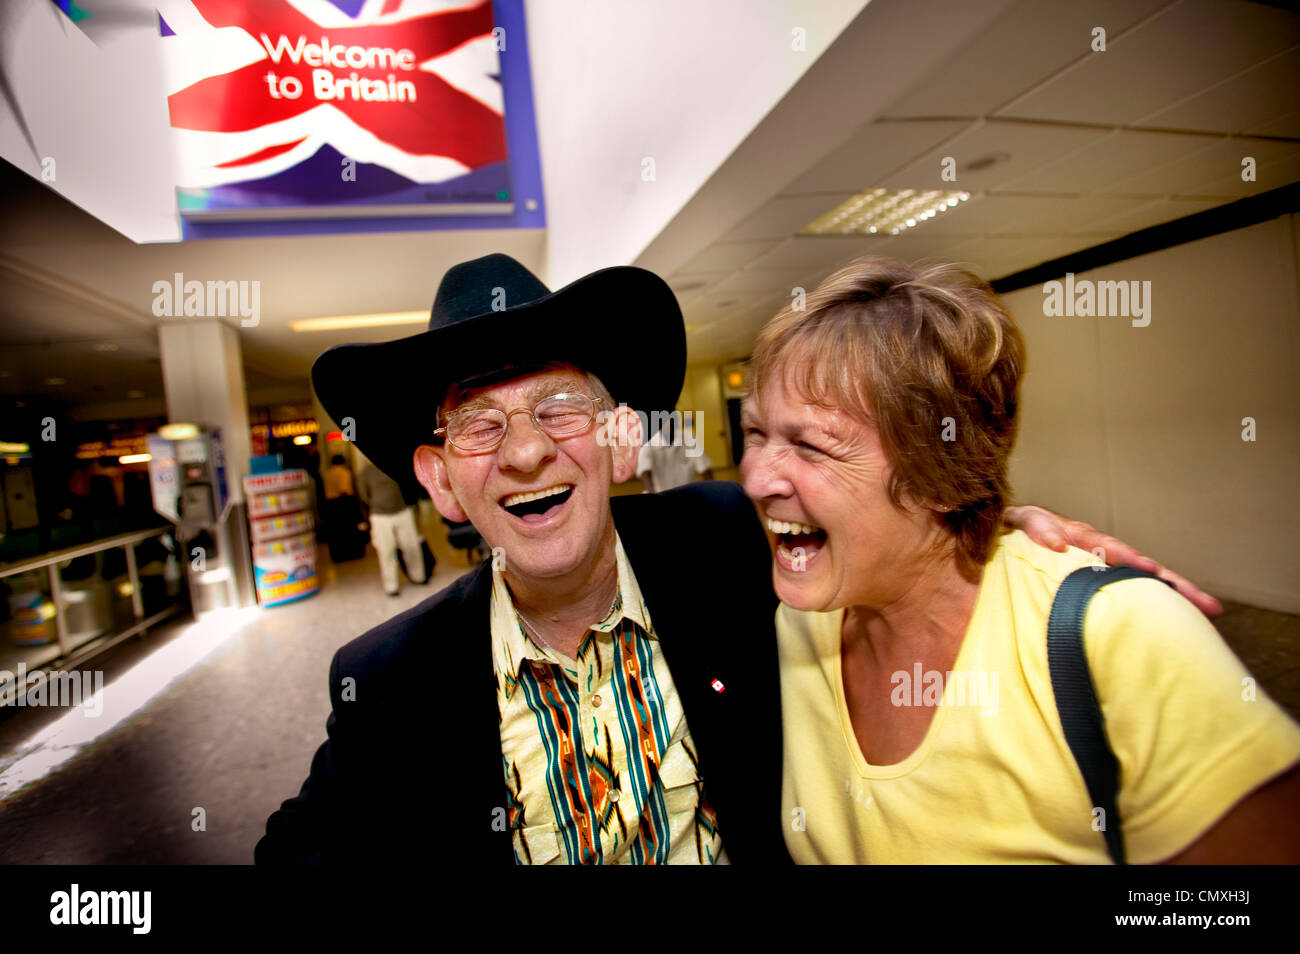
[1005, 504, 1223, 617]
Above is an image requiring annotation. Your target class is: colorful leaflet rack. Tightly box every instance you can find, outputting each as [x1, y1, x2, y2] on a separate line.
[243, 469, 319, 607]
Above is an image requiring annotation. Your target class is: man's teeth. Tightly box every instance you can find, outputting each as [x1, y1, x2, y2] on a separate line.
[766, 518, 822, 535]
[503, 485, 572, 508]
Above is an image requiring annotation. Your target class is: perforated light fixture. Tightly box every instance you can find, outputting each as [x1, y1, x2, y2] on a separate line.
[800, 188, 970, 236]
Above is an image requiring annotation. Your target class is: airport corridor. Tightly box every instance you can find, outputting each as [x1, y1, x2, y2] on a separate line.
[0, 543, 470, 864]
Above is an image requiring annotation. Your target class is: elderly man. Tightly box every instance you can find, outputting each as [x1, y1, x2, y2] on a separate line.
[256, 254, 1213, 866]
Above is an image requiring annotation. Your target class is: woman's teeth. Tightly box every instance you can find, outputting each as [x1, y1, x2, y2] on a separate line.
[503, 484, 572, 508]
[766, 518, 822, 535]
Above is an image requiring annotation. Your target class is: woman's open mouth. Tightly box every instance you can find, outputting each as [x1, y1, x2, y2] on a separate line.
[766, 517, 827, 569]
[501, 484, 574, 522]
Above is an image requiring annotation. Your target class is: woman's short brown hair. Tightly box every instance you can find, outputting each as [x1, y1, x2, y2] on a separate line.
[748, 257, 1025, 578]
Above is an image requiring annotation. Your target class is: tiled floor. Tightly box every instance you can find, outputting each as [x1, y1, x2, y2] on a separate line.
[0, 542, 1295, 863]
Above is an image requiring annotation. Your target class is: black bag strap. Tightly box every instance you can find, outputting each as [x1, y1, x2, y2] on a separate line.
[1047, 565, 1171, 865]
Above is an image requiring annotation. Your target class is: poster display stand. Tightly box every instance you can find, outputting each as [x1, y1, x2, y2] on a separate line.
[243, 470, 319, 607]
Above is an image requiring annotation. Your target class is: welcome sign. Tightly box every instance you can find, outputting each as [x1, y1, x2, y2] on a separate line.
[159, 0, 526, 221]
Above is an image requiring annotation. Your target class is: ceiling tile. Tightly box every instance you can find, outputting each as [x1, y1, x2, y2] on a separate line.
[1140, 46, 1300, 135]
[683, 291, 785, 334]
[1246, 108, 1300, 139]
[1079, 196, 1226, 234]
[667, 271, 730, 290]
[746, 235, 896, 273]
[677, 239, 784, 273]
[883, 0, 1174, 119]
[1183, 143, 1300, 196]
[996, 0, 1300, 127]
[942, 235, 1106, 281]
[1110, 137, 1300, 195]
[1007, 194, 1151, 233]
[711, 267, 820, 298]
[999, 129, 1223, 194]
[720, 194, 855, 242]
[878, 120, 1108, 193]
[784, 120, 971, 195]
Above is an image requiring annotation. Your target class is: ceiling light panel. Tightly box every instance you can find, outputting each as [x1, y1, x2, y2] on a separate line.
[800, 188, 971, 236]
[289, 312, 427, 332]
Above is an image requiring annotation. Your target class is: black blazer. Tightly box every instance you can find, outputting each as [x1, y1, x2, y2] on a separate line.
[256, 481, 790, 865]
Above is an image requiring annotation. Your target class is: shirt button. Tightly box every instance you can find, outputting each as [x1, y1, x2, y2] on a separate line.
[609, 788, 621, 802]
[591, 693, 603, 707]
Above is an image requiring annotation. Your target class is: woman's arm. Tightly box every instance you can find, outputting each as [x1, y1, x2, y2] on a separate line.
[1161, 763, 1300, 864]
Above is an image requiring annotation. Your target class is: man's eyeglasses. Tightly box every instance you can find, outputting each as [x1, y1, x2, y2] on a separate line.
[434, 392, 604, 454]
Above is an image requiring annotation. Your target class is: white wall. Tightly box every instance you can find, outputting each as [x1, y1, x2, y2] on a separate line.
[1005, 216, 1300, 613]
[0, 1, 182, 243]
[524, 0, 868, 286]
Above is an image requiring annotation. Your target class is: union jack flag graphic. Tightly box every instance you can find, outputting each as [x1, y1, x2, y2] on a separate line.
[155, 0, 511, 215]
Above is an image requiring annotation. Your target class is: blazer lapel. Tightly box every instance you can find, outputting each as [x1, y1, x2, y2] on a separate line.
[610, 494, 722, 724]
[428, 560, 515, 863]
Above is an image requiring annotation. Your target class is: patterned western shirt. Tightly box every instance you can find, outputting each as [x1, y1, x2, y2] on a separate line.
[491, 534, 725, 864]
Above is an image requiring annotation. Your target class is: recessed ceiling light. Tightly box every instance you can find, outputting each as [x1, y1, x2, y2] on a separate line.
[289, 312, 427, 332]
[45, 377, 67, 386]
[800, 188, 971, 237]
[93, 343, 120, 352]
[961, 151, 1010, 174]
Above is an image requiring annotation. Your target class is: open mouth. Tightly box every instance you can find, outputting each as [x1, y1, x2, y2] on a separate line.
[766, 517, 828, 567]
[501, 484, 574, 520]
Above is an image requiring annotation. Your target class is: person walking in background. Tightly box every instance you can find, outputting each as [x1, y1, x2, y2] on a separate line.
[636, 416, 713, 492]
[321, 453, 365, 562]
[357, 461, 427, 596]
[322, 454, 354, 500]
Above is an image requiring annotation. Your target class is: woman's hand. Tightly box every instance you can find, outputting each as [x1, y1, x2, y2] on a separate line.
[1005, 505, 1224, 618]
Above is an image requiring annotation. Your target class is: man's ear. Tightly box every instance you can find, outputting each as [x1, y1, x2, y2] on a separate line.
[413, 444, 467, 523]
[607, 405, 643, 485]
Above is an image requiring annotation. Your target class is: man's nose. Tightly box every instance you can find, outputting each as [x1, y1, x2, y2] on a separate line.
[740, 441, 793, 501]
[498, 408, 555, 471]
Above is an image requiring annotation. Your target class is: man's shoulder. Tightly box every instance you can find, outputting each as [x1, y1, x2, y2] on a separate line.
[612, 481, 770, 590]
[614, 480, 754, 525]
[333, 562, 492, 680]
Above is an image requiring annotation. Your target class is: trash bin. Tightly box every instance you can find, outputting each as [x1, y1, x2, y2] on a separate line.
[62, 579, 113, 640]
[6, 572, 56, 646]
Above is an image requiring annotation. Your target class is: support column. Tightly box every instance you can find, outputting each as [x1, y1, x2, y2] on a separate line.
[158, 319, 256, 608]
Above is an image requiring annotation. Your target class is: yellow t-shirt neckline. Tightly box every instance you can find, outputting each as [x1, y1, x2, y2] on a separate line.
[829, 556, 994, 780]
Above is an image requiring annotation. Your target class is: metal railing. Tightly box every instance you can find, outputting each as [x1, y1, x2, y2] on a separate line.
[0, 526, 187, 699]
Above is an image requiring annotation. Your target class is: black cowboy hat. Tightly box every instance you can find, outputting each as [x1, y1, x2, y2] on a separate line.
[311, 253, 686, 482]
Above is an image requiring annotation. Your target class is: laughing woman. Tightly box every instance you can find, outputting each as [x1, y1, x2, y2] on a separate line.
[740, 257, 1300, 864]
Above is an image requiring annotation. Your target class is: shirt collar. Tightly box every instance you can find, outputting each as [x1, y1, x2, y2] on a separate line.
[491, 533, 654, 700]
